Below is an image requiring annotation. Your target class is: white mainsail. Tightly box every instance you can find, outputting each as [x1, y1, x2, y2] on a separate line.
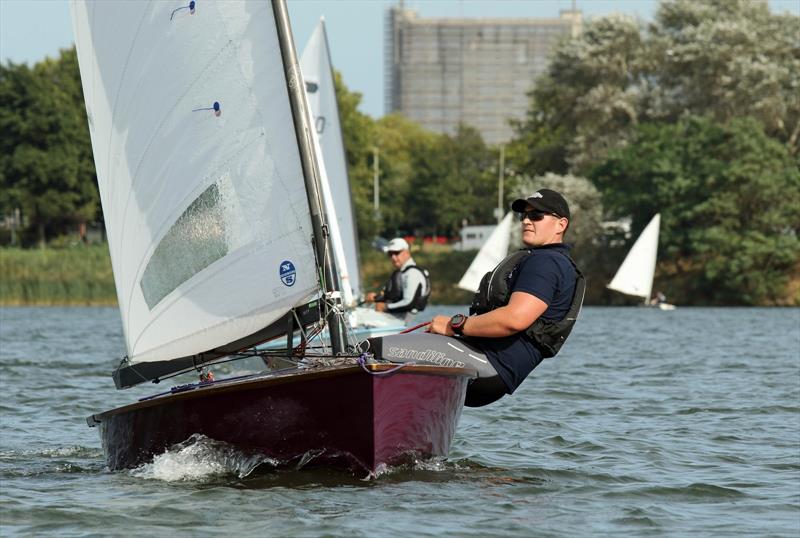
[71, 1, 319, 364]
[457, 212, 514, 293]
[300, 19, 361, 302]
[607, 213, 661, 303]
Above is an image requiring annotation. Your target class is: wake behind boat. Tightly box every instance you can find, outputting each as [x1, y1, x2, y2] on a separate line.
[71, 0, 473, 474]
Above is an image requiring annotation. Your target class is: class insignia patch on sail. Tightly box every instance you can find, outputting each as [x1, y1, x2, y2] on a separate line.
[280, 260, 297, 287]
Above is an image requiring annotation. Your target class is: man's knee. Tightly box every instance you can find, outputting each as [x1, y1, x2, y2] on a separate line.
[464, 376, 507, 407]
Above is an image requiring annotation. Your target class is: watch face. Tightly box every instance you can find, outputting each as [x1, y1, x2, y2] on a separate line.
[451, 314, 465, 328]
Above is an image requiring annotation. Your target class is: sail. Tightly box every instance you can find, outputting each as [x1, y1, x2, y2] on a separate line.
[457, 212, 514, 293]
[300, 19, 362, 302]
[71, 1, 319, 365]
[307, 110, 354, 306]
[607, 213, 661, 302]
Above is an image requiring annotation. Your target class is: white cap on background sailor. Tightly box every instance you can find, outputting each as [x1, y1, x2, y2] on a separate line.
[383, 237, 410, 253]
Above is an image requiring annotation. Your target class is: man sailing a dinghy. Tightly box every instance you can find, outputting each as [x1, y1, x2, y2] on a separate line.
[368, 189, 584, 407]
[364, 237, 431, 318]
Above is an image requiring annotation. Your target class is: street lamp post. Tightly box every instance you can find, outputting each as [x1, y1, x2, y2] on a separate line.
[495, 145, 505, 223]
[372, 146, 380, 219]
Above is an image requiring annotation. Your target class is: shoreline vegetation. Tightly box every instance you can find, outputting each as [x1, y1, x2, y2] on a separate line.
[0, 242, 800, 307]
[0, 244, 116, 306]
[0, 243, 478, 307]
[4, 4, 799, 308]
[2, 244, 797, 307]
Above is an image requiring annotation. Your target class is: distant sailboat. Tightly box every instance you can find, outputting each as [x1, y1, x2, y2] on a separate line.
[301, 19, 406, 336]
[607, 214, 675, 309]
[300, 18, 360, 304]
[457, 212, 514, 293]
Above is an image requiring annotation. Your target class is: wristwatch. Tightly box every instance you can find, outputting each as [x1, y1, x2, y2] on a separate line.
[450, 314, 468, 335]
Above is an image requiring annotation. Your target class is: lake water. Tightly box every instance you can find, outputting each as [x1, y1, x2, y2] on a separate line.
[1, 306, 798, 537]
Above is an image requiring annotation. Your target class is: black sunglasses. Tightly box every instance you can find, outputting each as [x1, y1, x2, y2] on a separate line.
[386, 251, 402, 257]
[517, 210, 560, 222]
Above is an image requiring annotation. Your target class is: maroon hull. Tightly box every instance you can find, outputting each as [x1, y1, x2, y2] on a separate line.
[90, 364, 473, 473]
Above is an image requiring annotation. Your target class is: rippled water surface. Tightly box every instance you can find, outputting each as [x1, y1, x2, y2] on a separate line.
[1, 306, 798, 537]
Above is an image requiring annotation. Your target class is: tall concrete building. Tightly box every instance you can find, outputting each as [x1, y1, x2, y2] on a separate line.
[385, 6, 582, 145]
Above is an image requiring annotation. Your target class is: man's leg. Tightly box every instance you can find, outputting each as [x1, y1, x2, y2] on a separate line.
[365, 333, 507, 407]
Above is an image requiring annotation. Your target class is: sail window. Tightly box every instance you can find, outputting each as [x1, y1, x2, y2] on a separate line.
[140, 183, 229, 309]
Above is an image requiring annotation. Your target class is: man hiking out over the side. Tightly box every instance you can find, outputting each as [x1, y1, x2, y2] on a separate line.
[367, 189, 584, 407]
[365, 237, 431, 318]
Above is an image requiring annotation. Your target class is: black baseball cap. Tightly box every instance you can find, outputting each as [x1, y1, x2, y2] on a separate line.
[510, 188, 570, 219]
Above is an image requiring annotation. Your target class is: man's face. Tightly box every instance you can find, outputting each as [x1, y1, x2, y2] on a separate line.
[519, 203, 568, 247]
[387, 249, 410, 269]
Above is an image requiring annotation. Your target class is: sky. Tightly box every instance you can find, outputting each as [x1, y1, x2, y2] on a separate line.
[1, 0, 798, 118]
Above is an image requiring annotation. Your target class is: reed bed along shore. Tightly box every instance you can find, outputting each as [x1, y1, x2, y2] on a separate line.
[0, 244, 116, 306]
[0, 243, 475, 306]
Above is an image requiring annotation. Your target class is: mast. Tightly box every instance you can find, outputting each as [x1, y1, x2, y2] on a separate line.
[273, 0, 346, 354]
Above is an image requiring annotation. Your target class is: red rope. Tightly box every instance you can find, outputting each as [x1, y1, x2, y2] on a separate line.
[401, 321, 431, 334]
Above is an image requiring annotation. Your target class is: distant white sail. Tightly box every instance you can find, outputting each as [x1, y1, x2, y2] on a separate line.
[307, 107, 354, 307]
[457, 212, 514, 293]
[607, 213, 661, 302]
[301, 19, 361, 302]
[71, 1, 319, 364]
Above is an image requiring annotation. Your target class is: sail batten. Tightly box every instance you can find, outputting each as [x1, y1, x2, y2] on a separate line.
[72, 0, 321, 367]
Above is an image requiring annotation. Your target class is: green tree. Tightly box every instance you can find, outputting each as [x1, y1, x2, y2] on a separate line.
[592, 116, 800, 305]
[509, 14, 646, 175]
[333, 71, 378, 243]
[335, 71, 502, 240]
[510, 0, 800, 175]
[407, 124, 496, 235]
[0, 48, 98, 246]
[650, 0, 800, 154]
[331, 72, 501, 242]
[371, 113, 438, 235]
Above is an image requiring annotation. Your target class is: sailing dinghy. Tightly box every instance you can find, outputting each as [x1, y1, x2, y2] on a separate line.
[607, 214, 676, 310]
[71, 0, 473, 474]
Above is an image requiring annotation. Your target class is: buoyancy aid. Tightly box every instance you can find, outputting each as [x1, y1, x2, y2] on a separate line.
[469, 248, 585, 358]
[378, 265, 431, 313]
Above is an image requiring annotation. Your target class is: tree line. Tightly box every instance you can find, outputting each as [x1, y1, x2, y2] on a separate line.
[0, 48, 97, 247]
[339, 0, 799, 305]
[1, 0, 797, 304]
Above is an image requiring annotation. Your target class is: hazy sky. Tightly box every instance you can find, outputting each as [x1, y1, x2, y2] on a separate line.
[2, 0, 798, 118]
